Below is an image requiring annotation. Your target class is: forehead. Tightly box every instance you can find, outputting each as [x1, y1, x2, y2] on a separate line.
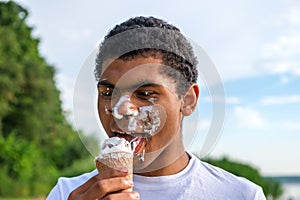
[100, 57, 176, 90]
[101, 56, 161, 75]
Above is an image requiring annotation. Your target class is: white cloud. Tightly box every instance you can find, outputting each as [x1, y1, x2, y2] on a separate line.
[202, 96, 241, 104]
[59, 28, 93, 43]
[282, 121, 300, 132]
[260, 60, 300, 75]
[258, 5, 300, 77]
[280, 76, 289, 85]
[261, 95, 300, 106]
[226, 97, 241, 104]
[55, 73, 75, 112]
[262, 35, 300, 59]
[259, 34, 300, 76]
[232, 106, 268, 129]
[282, 7, 300, 26]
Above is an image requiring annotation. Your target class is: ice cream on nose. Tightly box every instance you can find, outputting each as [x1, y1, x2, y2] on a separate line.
[111, 95, 163, 138]
[112, 95, 138, 119]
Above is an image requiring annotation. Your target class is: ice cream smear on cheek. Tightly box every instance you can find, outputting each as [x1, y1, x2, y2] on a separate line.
[112, 95, 162, 138]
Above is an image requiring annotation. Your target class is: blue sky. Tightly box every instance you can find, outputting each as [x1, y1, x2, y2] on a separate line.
[15, 0, 300, 175]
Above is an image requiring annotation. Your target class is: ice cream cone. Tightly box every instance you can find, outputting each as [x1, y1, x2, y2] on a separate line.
[94, 137, 134, 192]
[95, 152, 133, 174]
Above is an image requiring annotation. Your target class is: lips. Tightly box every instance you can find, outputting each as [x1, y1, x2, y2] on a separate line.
[113, 131, 145, 154]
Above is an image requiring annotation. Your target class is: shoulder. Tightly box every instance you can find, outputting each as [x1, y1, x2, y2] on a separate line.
[190, 154, 266, 199]
[198, 157, 258, 186]
[46, 170, 98, 200]
[57, 169, 98, 187]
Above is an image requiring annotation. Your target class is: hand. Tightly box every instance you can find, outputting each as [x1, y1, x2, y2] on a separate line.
[68, 168, 140, 200]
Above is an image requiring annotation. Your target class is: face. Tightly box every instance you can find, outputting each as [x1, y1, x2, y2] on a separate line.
[97, 56, 187, 172]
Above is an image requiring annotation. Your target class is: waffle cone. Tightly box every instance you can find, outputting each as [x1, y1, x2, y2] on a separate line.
[95, 152, 133, 192]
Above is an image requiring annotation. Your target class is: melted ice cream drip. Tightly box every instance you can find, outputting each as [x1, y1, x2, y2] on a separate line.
[138, 149, 145, 163]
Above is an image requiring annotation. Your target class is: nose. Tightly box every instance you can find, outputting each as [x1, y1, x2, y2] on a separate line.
[112, 95, 138, 119]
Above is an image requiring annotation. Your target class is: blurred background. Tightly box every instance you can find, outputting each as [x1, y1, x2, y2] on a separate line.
[0, 0, 299, 199]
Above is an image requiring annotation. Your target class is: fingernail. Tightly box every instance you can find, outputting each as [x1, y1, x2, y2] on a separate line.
[132, 192, 140, 199]
[125, 179, 133, 186]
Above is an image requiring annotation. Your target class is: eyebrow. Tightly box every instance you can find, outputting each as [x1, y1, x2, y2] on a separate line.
[136, 82, 162, 89]
[97, 80, 114, 88]
[125, 79, 163, 91]
[97, 79, 163, 90]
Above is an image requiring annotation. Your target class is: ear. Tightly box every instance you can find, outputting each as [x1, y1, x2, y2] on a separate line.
[181, 84, 200, 116]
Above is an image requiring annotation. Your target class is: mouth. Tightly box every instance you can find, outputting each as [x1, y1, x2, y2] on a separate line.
[113, 130, 146, 154]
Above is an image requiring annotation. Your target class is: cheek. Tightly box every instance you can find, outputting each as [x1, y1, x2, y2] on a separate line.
[161, 103, 182, 134]
[97, 101, 111, 132]
[97, 102, 104, 120]
[146, 107, 182, 150]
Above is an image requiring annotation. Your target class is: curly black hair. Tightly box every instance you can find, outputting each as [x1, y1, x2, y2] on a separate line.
[95, 16, 198, 96]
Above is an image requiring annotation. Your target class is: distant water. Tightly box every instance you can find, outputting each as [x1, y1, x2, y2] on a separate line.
[269, 176, 300, 200]
[280, 183, 300, 200]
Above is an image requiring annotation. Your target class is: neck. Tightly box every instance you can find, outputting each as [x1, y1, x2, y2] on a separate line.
[135, 151, 190, 177]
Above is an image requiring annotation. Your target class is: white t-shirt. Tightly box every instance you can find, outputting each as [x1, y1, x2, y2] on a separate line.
[47, 153, 266, 200]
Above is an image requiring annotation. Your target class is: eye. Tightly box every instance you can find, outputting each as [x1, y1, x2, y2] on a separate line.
[135, 90, 158, 100]
[100, 88, 113, 100]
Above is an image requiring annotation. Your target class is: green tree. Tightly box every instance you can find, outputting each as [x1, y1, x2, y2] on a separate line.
[0, 1, 93, 196]
[200, 156, 283, 200]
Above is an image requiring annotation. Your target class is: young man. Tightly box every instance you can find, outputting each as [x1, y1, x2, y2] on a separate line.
[47, 16, 266, 200]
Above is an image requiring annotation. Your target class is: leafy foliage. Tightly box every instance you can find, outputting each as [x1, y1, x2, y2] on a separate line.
[201, 156, 283, 200]
[0, 1, 93, 196]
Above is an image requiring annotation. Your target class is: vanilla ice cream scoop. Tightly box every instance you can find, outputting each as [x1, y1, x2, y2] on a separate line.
[99, 137, 133, 157]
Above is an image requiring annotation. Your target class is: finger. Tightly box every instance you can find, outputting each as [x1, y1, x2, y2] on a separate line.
[72, 168, 129, 194]
[81, 176, 134, 200]
[100, 167, 130, 179]
[102, 191, 140, 200]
